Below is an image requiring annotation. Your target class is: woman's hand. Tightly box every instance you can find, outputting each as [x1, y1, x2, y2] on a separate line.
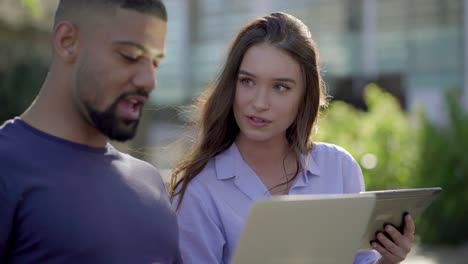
[373, 214, 415, 264]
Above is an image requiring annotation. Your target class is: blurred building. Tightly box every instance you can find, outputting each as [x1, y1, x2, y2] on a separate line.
[0, 0, 465, 170]
[148, 0, 466, 171]
[155, 0, 465, 125]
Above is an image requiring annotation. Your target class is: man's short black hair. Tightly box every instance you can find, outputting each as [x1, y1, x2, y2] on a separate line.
[55, 0, 167, 26]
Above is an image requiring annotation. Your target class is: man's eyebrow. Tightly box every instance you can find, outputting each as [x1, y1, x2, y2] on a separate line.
[113, 41, 165, 59]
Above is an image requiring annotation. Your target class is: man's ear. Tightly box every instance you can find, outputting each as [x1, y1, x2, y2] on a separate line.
[53, 21, 80, 63]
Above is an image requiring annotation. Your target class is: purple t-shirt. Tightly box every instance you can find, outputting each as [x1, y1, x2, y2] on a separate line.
[0, 118, 181, 264]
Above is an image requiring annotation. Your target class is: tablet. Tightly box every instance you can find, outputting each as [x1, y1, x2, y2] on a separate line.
[359, 187, 442, 249]
[231, 193, 376, 264]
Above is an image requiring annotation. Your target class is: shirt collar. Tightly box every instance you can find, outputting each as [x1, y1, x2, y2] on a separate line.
[214, 143, 237, 180]
[214, 143, 322, 196]
[214, 143, 270, 200]
[292, 150, 322, 188]
[304, 147, 322, 177]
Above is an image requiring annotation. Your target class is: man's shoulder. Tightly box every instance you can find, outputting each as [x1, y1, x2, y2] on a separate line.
[114, 149, 166, 186]
[117, 150, 160, 173]
[0, 118, 19, 141]
[0, 119, 26, 161]
[0, 120, 30, 200]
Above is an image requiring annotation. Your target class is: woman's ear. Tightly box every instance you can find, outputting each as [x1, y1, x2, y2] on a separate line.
[53, 21, 80, 63]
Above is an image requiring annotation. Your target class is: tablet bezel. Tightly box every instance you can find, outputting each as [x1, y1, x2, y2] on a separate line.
[359, 187, 442, 249]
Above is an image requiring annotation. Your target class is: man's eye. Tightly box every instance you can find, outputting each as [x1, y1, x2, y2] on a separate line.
[120, 53, 139, 62]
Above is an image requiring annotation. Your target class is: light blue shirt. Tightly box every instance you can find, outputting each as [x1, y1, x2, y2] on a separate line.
[174, 142, 380, 264]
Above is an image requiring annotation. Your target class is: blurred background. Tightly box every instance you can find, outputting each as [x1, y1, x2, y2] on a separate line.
[1, 0, 467, 262]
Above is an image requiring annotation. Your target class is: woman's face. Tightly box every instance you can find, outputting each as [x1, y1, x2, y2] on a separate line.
[233, 43, 305, 145]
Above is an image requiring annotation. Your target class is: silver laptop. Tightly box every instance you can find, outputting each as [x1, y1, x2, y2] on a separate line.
[231, 193, 376, 264]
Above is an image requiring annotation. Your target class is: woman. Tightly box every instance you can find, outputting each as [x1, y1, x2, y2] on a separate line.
[170, 12, 414, 264]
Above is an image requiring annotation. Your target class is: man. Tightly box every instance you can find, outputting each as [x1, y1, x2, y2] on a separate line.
[0, 1, 182, 263]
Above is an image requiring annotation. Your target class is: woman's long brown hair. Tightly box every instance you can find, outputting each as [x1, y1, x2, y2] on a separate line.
[170, 12, 328, 209]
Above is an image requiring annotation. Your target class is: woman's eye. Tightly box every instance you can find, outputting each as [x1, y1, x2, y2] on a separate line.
[240, 78, 254, 86]
[274, 84, 289, 92]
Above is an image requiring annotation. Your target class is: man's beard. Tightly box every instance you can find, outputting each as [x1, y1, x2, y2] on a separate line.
[87, 92, 146, 142]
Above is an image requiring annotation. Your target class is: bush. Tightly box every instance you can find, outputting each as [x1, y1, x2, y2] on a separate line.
[316, 84, 418, 190]
[316, 84, 468, 245]
[0, 58, 46, 124]
[412, 90, 468, 245]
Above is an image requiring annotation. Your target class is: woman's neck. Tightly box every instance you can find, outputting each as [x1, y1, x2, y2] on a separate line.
[235, 134, 293, 169]
[235, 135, 298, 195]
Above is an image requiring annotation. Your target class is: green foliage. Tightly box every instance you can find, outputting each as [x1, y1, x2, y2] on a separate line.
[21, 0, 43, 19]
[316, 84, 418, 190]
[316, 84, 468, 245]
[0, 59, 47, 123]
[412, 90, 468, 245]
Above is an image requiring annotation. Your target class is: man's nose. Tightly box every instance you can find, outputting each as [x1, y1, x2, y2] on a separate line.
[133, 61, 157, 93]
